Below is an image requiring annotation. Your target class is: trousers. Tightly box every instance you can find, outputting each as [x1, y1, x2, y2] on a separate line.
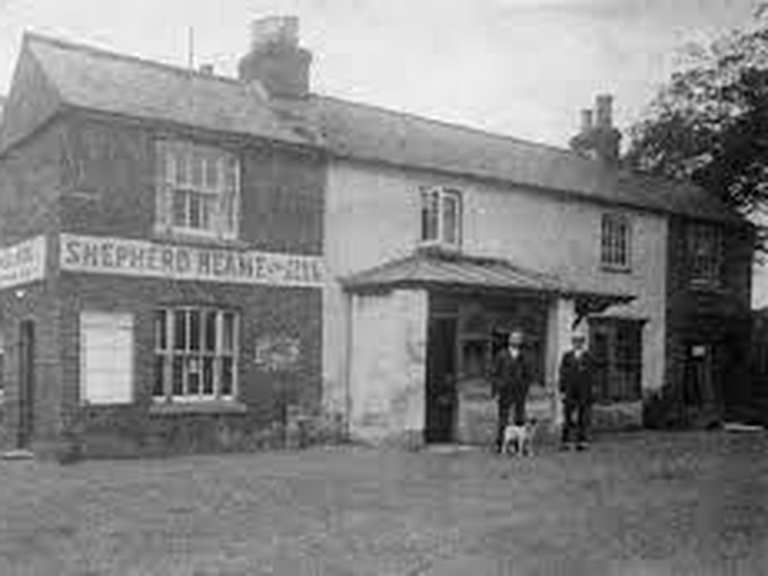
[561, 399, 591, 444]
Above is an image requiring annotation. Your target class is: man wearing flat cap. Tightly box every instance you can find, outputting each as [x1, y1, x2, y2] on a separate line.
[491, 329, 533, 453]
[558, 327, 596, 450]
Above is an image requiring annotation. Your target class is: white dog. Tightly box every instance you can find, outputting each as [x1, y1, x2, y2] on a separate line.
[501, 419, 538, 457]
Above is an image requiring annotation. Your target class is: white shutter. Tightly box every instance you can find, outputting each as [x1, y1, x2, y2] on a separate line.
[80, 312, 134, 405]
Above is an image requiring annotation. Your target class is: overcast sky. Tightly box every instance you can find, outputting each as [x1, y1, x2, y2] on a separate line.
[0, 0, 761, 148]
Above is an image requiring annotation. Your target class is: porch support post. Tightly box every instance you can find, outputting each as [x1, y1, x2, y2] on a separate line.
[546, 296, 576, 427]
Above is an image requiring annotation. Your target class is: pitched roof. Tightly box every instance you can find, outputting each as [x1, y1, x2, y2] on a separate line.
[341, 249, 634, 306]
[17, 33, 319, 148]
[0, 33, 746, 225]
[307, 95, 743, 224]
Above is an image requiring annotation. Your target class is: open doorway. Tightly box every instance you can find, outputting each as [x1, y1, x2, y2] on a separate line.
[425, 316, 457, 443]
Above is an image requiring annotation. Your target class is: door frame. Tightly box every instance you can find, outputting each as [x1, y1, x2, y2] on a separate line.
[17, 319, 35, 449]
[424, 313, 458, 443]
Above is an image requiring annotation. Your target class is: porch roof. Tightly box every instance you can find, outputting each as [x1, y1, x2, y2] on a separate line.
[340, 249, 634, 309]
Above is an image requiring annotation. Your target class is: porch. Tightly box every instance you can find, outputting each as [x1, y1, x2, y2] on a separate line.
[341, 249, 636, 446]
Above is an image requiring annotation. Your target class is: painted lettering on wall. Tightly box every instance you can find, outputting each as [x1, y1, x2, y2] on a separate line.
[254, 336, 301, 371]
[0, 235, 46, 290]
[59, 234, 324, 287]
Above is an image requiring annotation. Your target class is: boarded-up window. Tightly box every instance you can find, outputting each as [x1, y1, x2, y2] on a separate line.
[80, 312, 134, 405]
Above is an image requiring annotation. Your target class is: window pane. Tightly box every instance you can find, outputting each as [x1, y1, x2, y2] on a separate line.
[203, 357, 215, 395]
[205, 156, 218, 189]
[189, 310, 201, 351]
[172, 190, 187, 227]
[154, 310, 167, 351]
[421, 190, 439, 241]
[153, 355, 166, 397]
[442, 194, 458, 244]
[173, 310, 187, 351]
[189, 193, 202, 228]
[225, 157, 237, 191]
[175, 152, 188, 185]
[191, 152, 204, 187]
[187, 357, 201, 395]
[222, 312, 235, 352]
[221, 357, 234, 396]
[172, 356, 184, 395]
[201, 195, 214, 230]
[205, 311, 217, 351]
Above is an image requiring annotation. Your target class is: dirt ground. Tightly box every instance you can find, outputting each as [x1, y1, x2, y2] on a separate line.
[0, 431, 766, 575]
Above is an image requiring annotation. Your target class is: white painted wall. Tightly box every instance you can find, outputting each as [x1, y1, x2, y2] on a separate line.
[323, 159, 668, 424]
[347, 289, 427, 442]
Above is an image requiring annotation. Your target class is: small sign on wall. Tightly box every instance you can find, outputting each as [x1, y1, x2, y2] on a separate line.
[691, 345, 707, 358]
[254, 336, 301, 372]
[0, 235, 46, 290]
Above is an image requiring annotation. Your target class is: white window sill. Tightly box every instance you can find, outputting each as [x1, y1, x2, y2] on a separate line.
[600, 263, 632, 274]
[149, 400, 247, 415]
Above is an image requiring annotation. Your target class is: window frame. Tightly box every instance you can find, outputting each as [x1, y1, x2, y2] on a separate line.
[153, 307, 239, 404]
[420, 186, 463, 249]
[600, 213, 632, 272]
[156, 141, 241, 241]
[79, 311, 135, 406]
[686, 222, 723, 287]
[588, 317, 644, 403]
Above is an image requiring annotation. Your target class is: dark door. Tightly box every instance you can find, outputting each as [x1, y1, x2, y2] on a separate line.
[17, 320, 35, 449]
[425, 317, 457, 443]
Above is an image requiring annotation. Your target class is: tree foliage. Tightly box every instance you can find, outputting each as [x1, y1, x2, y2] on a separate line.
[626, 9, 768, 222]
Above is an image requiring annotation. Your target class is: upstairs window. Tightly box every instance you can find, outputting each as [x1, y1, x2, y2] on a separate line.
[687, 223, 723, 286]
[601, 213, 631, 271]
[420, 187, 462, 247]
[155, 141, 240, 240]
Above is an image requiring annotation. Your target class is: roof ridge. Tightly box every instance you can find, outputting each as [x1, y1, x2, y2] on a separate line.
[312, 93, 589, 161]
[23, 31, 244, 88]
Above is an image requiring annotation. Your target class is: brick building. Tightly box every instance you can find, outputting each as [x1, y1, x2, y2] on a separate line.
[0, 17, 754, 455]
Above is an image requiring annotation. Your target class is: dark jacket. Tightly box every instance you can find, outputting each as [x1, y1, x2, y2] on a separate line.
[559, 350, 596, 404]
[491, 348, 532, 405]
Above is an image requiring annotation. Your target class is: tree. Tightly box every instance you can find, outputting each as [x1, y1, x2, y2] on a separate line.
[625, 8, 768, 236]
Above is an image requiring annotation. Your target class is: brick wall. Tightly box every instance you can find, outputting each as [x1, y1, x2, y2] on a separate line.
[58, 112, 325, 255]
[0, 110, 326, 456]
[664, 216, 753, 420]
[0, 120, 64, 452]
[58, 274, 321, 456]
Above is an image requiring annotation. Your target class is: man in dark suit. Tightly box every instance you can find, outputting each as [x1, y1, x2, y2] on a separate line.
[491, 330, 533, 453]
[559, 330, 596, 451]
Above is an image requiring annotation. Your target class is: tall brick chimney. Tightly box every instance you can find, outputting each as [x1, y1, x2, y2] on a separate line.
[238, 16, 312, 99]
[569, 94, 621, 165]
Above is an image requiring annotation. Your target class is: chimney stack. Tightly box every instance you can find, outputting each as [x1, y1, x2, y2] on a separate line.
[238, 16, 312, 99]
[569, 93, 621, 166]
[580, 109, 593, 133]
[595, 94, 613, 128]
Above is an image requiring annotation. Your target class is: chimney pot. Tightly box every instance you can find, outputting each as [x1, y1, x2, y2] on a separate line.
[595, 94, 613, 128]
[238, 15, 311, 98]
[250, 16, 299, 50]
[580, 109, 593, 133]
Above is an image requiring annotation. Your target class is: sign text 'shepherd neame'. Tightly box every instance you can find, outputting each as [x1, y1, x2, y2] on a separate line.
[59, 234, 324, 287]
